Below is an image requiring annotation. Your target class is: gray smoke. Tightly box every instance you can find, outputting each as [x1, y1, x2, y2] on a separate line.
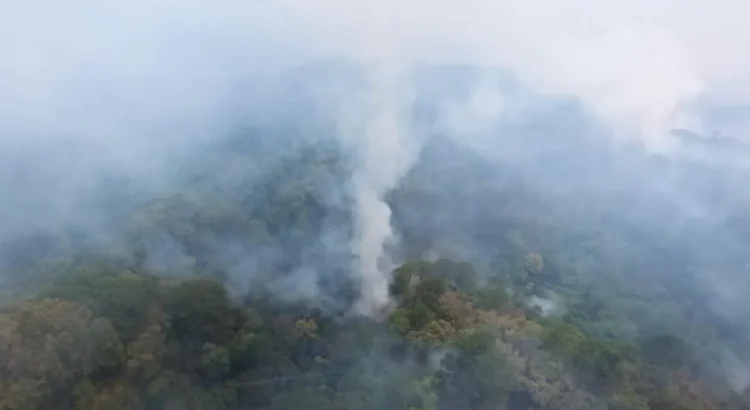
[3, 0, 750, 320]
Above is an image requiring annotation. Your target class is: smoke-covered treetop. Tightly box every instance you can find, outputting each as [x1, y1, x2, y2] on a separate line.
[4, 1, 750, 409]
[3, 98, 750, 408]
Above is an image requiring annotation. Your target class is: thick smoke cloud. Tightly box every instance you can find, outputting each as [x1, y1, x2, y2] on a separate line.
[281, 0, 750, 146]
[2, 0, 750, 314]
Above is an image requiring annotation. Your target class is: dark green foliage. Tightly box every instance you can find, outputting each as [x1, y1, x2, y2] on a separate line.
[43, 268, 160, 342]
[640, 334, 691, 369]
[163, 279, 237, 345]
[2, 252, 744, 410]
[473, 280, 511, 311]
[1, 137, 748, 410]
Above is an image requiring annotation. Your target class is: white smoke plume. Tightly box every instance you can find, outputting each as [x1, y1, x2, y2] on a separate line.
[281, 0, 750, 148]
[325, 14, 422, 314]
[4, 0, 750, 315]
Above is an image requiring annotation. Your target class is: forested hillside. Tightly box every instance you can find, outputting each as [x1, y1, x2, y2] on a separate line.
[6, 0, 750, 406]
[2, 107, 750, 410]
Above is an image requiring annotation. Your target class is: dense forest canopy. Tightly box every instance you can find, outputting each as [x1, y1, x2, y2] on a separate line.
[4, 2, 750, 409]
[3, 62, 750, 410]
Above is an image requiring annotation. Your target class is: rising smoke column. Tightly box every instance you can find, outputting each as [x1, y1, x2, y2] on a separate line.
[337, 16, 421, 316]
[349, 66, 415, 315]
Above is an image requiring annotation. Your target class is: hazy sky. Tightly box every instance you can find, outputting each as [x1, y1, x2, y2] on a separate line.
[3, 0, 750, 314]
[2, 0, 749, 150]
[281, 0, 750, 147]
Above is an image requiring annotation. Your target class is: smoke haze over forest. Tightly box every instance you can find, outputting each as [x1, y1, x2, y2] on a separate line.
[3, 1, 750, 409]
